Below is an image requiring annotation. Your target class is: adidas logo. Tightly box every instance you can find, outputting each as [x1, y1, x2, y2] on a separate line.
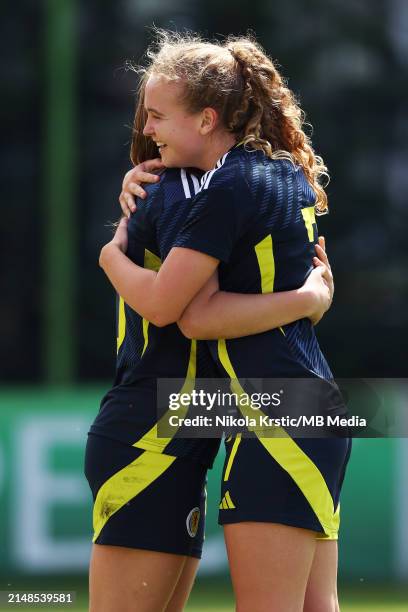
[219, 490, 236, 509]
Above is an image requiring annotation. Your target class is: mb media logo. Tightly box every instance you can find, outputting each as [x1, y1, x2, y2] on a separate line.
[186, 507, 200, 537]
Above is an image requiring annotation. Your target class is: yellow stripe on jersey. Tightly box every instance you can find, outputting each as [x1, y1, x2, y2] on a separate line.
[144, 248, 161, 272]
[224, 434, 242, 481]
[217, 338, 339, 539]
[132, 340, 197, 454]
[139, 249, 161, 357]
[254, 235, 275, 293]
[141, 318, 149, 356]
[116, 250, 160, 357]
[116, 297, 126, 353]
[301, 206, 316, 243]
[254, 235, 285, 335]
[92, 450, 176, 542]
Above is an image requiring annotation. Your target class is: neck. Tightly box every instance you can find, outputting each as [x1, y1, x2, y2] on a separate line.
[197, 132, 237, 171]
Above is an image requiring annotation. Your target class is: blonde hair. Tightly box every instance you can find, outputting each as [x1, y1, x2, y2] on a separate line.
[134, 30, 329, 213]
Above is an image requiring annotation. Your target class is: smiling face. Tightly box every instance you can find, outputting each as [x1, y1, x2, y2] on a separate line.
[143, 75, 206, 169]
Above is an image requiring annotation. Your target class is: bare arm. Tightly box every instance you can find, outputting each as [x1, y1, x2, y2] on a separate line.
[178, 259, 332, 340]
[99, 218, 219, 327]
[115, 166, 334, 335]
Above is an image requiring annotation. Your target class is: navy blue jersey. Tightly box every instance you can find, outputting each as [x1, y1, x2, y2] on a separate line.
[174, 145, 333, 381]
[90, 168, 220, 467]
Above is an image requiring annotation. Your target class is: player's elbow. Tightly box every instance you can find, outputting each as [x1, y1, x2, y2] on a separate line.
[125, 302, 175, 328]
[148, 290, 187, 327]
[149, 311, 176, 328]
[148, 303, 184, 327]
[178, 318, 196, 339]
[178, 311, 209, 339]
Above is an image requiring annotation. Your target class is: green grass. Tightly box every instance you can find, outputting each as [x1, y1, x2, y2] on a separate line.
[1, 579, 407, 611]
[185, 581, 408, 611]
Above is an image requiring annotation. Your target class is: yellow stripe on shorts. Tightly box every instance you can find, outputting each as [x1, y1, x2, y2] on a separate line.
[225, 490, 235, 509]
[219, 490, 236, 510]
[217, 339, 339, 539]
[224, 434, 242, 482]
[92, 451, 176, 542]
[133, 339, 197, 454]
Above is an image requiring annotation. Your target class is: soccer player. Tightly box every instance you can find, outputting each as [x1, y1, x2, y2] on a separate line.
[87, 78, 333, 612]
[102, 31, 351, 611]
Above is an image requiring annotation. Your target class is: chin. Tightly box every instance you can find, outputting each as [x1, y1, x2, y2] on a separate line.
[159, 150, 171, 167]
[161, 152, 184, 169]
[161, 144, 196, 168]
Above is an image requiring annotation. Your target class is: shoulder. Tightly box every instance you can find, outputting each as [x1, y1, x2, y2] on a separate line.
[259, 157, 316, 206]
[128, 167, 204, 240]
[127, 168, 188, 226]
[142, 168, 201, 207]
[162, 167, 201, 201]
[263, 156, 307, 184]
[140, 167, 196, 205]
[198, 148, 251, 197]
[126, 176, 163, 239]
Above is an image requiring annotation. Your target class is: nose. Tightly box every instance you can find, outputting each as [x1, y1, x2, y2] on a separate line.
[143, 118, 154, 136]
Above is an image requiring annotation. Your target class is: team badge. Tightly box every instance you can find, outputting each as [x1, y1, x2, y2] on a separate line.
[186, 507, 200, 538]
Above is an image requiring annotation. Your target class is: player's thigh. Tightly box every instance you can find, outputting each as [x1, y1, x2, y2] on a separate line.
[85, 435, 207, 611]
[303, 540, 339, 612]
[218, 436, 349, 611]
[164, 556, 200, 612]
[89, 543, 187, 612]
[224, 522, 316, 612]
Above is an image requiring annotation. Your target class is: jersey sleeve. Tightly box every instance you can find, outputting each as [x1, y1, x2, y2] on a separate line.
[172, 182, 253, 263]
[126, 182, 162, 261]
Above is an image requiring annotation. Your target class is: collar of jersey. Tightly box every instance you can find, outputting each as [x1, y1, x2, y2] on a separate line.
[198, 141, 244, 191]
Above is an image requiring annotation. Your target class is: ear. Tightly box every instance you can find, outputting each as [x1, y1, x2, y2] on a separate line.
[199, 107, 218, 135]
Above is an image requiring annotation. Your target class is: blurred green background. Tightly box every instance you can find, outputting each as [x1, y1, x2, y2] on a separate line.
[1, 0, 407, 609]
[0, 390, 407, 609]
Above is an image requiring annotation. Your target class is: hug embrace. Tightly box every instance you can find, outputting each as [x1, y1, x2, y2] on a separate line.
[85, 30, 351, 612]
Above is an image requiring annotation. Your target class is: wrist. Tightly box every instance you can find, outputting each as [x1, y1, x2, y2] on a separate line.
[297, 286, 317, 319]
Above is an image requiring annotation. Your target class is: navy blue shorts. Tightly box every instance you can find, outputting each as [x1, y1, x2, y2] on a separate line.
[85, 433, 207, 558]
[219, 434, 351, 540]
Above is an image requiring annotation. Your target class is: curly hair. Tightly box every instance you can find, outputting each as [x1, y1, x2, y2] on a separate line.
[132, 30, 329, 213]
